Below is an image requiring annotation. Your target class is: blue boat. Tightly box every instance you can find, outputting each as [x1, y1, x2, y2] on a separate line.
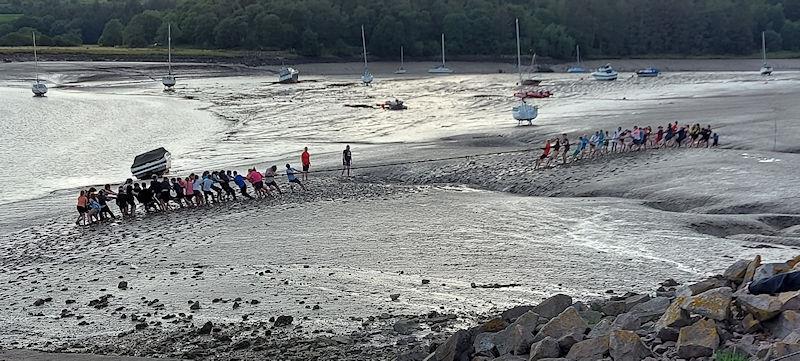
[636, 67, 660, 77]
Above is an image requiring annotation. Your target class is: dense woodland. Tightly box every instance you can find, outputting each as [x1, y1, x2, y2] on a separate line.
[1, 0, 799, 59]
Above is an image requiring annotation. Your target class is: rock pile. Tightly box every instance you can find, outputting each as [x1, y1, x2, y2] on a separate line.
[426, 255, 800, 361]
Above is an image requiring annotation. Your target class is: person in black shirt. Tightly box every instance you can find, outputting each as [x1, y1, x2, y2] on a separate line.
[341, 145, 352, 176]
[97, 190, 116, 220]
[218, 170, 237, 201]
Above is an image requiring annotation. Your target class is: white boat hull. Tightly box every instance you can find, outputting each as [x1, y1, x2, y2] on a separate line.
[131, 149, 172, 179]
[361, 71, 374, 84]
[394, 68, 407, 74]
[162, 76, 176, 87]
[428, 67, 453, 74]
[512, 103, 538, 123]
[32, 82, 47, 96]
[592, 71, 618, 81]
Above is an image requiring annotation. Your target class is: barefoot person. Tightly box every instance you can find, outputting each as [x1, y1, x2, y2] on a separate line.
[264, 165, 282, 194]
[342, 145, 352, 176]
[301, 147, 311, 181]
[75, 190, 89, 225]
[286, 164, 307, 192]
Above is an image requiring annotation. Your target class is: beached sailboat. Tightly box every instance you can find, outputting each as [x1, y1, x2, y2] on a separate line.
[31, 32, 47, 96]
[428, 33, 453, 74]
[360, 25, 373, 85]
[512, 18, 538, 125]
[161, 24, 176, 89]
[520, 53, 542, 86]
[394, 46, 407, 74]
[592, 63, 618, 81]
[760, 31, 773, 76]
[567, 45, 588, 73]
[278, 61, 299, 83]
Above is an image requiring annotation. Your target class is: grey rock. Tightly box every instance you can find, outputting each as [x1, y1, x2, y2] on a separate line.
[766, 310, 800, 339]
[394, 318, 420, 335]
[529, 337, 560, 361]
[433, 329, 472, 361]
[117, 281, 128, 290]
[532, 307, 588, 343]
[723, 259, 750, 282]
[273, 315, 293, 327]
[656, 327, 679, 342]
[495, 311, 541, 355]
[609, 330, 651, 361]
[587, 317, 614, 338]
[624, 294, 651, 312]
[676, 319, 719, 359]
[565, 335, 609, 361]
[678, 277, 728, 297]
[753, 263, 792, 283]
[601, 301, 626, 317]
[390, 293, 401, 301]
[473, 332, 497, 355]
[557, 333, 583, 353]
[682, 287, 732, 321]
[610, 313, 641, 331]
[629, 297, 670, 323]
[198, 321, 213, 334]
[531, 294, 573, 320]
[493, 355, 526, 361]
[189, 301, 200, 310]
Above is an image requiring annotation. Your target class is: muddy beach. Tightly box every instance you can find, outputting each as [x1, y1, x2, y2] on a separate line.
[1, 60, 800, 360]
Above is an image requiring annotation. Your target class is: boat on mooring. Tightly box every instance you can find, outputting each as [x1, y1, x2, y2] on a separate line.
[592, 63, 618, 81]
[760, 31, 773, 76]
[566, 45, 588, 73]
[131, 147, 172, 180]
[162, 24, 176, 90]
[31, 32, 47, 96]
[360, 25, 374, 85]
[512, 18, 538, 126]
[636, 67, 660, 77]
[428, 33, 453, 74]
[394, 46, 407, 74]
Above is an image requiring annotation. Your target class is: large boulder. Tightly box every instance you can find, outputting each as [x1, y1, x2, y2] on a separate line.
[533, 307, 588, 343]
[629, 297, 671, 323]
[777, 291, 800, 311]
[531, 294, 573, 320]
[564, 336, 609, 361]
[763, 342, 800, 359]
[495, 311, 542, 355]
[609, 313, 641, 331]
[682, 287, 732, 321]
[587, 317, 614, 338]
[676, 319, 720, 359]
[655, 295, 690, 331]
[737, 292, 783, 321]
[723, 259, 751, 282]
[393, 318, 420, 335]
[473, 332, 497, 355]
[678, 277, 729, 297]
[609, 330, 651, 361]
[529, 337, 560, 361]
[494, 355, 527, 361]
[766, 310, 800, 339]
[433, 329, 473, 361]
[601, 301, 626, 317]
[623, 294, 651, 312]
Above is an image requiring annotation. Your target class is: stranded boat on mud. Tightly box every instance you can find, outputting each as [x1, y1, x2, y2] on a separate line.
[278, 66, 299, 83]
[428, 34, 454, 74]
[512, 18, 538, 126]
[380, 99, 407, 110]
[592, 64, 619, 81]
[31, 32, 47, 96]
[760, 31, 773, 76]
[131, 147, 172, 179]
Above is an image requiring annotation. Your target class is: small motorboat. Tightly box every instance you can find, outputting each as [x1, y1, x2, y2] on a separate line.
[512, 100, 538, 126]
[278, 66, 299, 83]
[592, 63, 618, 81]
[514, 90, 553, 99]
[636, 67, 660, 77]
[521, 79, 542, 86]
[131, 147, 172, 179]
[380, 99, 407, 110]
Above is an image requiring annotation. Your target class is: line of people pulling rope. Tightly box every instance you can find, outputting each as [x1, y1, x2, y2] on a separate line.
[74, 146, 354, 226]
[534, 122, 720, 169]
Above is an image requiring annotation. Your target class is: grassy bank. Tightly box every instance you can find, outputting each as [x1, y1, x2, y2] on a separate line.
[0, 45, 287, 58]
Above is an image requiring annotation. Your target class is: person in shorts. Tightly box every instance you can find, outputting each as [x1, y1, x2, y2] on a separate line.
[301, 147, 311, 181]
[75, 190, 88, 225]
[561, 134, 571, 164]
[534, 139, 551, 170]
[264, 165, 282, 194]
[285, 164, 307, 192]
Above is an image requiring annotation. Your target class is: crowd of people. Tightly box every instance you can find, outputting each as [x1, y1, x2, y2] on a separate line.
[534, 122, 720, 169]
[75, 145, 355, 226]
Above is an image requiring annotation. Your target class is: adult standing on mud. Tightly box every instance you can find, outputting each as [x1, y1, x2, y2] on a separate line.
[342, 145, 352, 177]
[301, 147, 311, 181]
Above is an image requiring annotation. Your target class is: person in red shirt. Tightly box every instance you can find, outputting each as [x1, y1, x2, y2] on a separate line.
[301, 147, 311, 181]
[534, 139, 552, 170]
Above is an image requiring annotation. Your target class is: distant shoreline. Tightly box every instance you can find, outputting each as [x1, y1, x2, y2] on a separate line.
[2, 45, 800, 70]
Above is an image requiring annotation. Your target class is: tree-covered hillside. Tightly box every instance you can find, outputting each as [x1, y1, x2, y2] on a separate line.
[1, 0, 799, 59]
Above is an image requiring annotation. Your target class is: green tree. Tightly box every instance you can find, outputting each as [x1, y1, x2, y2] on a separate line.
[123, 10, 162, 47]
[98, 19, 124, 46]
[299, 28, 321, 56]
[781, 20, 800, 49]
[213, 16, 247, 48]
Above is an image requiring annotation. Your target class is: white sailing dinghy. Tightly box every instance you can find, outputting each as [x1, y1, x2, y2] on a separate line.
[162, 24, 176, 89]
[360, 25, 374, 85]
[760, 31, 773, 76]
[394, 46, 407, 74]
[428, 33, 453, 74]
[511, 18, 538, 125]
[31, 32, 47, 96]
